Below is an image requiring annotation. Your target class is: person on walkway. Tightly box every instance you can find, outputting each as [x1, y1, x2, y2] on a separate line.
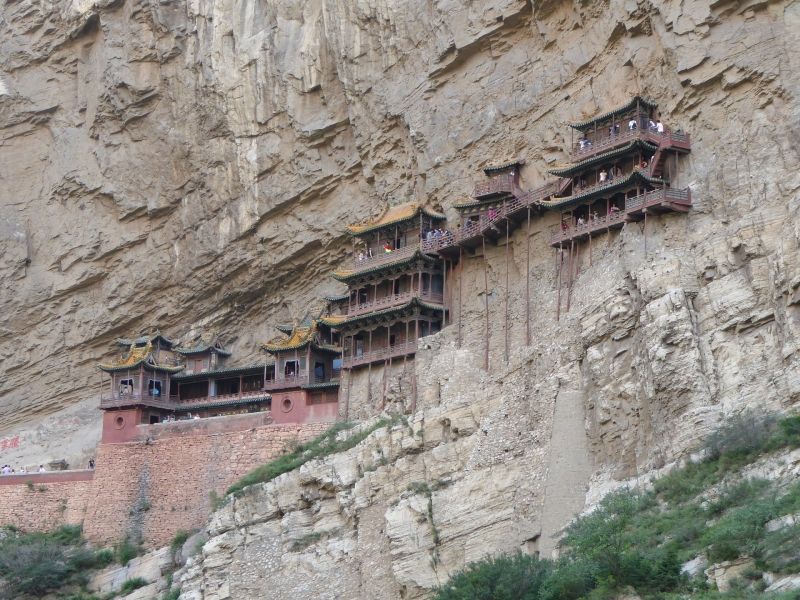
[656, 120, 664, 133]
[383, 242, 393, 253]
[599, 169, 608, 183]
[628, 118, 637, 130]
[38, 465, 46, 473]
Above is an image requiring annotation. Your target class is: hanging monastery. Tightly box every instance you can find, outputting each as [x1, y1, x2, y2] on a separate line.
[0, 97, 692, 546]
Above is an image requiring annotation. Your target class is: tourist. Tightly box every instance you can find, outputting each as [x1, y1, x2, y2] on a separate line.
[18, 466, 26, 474]
[614, 167, 623, 178]
[367, 247, 373, 258]
[488, 207, 498, 220]
[628, 118, 637, 130]
[357, 251, 365, 262]
[649, 119, 657, 131]
[38, 465, 46, 473]
[656, 120, 664, 134]
[425, 230, 433, 242]
[599, 169, 607, 183]
[640, 159, 649, 170]
[577, 216, 585, 227]
[383, 242, 393, 253]
[88, 458, 95, 470]
[1, 464, 11, 475]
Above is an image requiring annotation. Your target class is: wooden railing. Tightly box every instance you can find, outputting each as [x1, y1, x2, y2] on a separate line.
[570, 127, 691, 161]
[100, 393, 178, 409]
[100, 389, 271, 410]
[549, 187, 692, 245]
[473, 173, 518, 198]
[348, 290, 444, 316]
[342, 340, 418, 368]
[349, 242, 419, 271]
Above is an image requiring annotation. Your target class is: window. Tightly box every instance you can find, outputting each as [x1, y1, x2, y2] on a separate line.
[314, 361, 325, 380]
[118, 379, 134, 396]
[389, 334, 397, 347]
[284, 360, 299, 377]
[148, 380, 162, 397]
[149, 415, 159, 425]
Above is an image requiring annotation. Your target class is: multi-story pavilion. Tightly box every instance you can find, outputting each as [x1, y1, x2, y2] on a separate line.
[261, 319, 341, 424]
[98, 334, 270, 442]
[325, 202, 448, 370]
[545, 96, 692, 246]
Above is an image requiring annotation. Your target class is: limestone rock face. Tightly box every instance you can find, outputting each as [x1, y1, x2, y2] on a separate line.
[2, 0, 800, 595]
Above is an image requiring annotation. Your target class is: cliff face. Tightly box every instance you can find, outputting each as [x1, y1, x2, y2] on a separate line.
[2, 0, 800, 594]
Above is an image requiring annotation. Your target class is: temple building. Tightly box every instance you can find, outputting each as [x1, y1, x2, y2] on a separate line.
[261, 319, 341, 424]
[544, 96, 692, 247]
[98, 333, 269, 442]
[322, 202, 448, 415]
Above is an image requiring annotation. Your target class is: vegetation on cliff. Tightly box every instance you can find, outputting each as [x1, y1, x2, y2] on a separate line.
[434, 414, 800, 600]
[0, 524, 113, 598]
[226, 417, 400, 496]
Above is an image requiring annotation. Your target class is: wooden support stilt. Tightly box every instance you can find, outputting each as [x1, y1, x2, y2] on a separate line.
[504, 218, 510, 362]
[556, 245, 563, 321]
[442, 258, 447, 326]
[458, 247, 463, 347]
[344, 368, 351, 421]
[367, 329, 373, 403]
[566, 240, 574, 313]
[589, 232, 592, 266]
[643, 209, 648, 255]
[526, 206, 531, 346]
[482, 235, 489, 371]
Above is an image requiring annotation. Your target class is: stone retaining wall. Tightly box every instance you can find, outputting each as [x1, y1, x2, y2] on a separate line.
[0, 473, 94, 531]
[83, 421, 329, 547]
[0, 417, 330, 548]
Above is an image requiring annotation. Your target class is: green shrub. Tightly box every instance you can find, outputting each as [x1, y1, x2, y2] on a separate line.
[433, 553, 552, 600]
[119, 576, 148, 594]
[162, 587, 181, 600]
[538, 558, 596, 600]
[170, 529, 191, 553]
[0, 524, 104, 597]
[703, 411, 776, 461]
[114, 536, 142, 566]
[226, 418, 398, 496]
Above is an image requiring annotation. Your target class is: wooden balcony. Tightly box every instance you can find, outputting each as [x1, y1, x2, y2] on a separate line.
[473, 173, 519, 199]
[549, 187, 692, 246]
[570, 128, 691, 162]
[263, 371, 340, 390]
[100, 389, 270, 410]
[348, 290, 444, 316]
[342, 340, 418, 368]
[100, 393, 178, 410]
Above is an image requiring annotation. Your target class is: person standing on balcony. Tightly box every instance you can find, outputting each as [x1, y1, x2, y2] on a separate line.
[628, 118, 637, 130]
[383, 242, 393, 253]
[599, 168, 608, 183]
[656, 120, 664, 134]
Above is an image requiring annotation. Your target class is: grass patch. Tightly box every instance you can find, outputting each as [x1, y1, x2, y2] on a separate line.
[0, 525, 114, 597]
[432, 412, 800, 600]
[114, 535, 142, 566]
[119, 577, 148, 594]
[226, 417, 398, 496]
[170, 529, 191, 554]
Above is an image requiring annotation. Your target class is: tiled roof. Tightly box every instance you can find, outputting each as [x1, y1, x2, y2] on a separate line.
[570, 96, 658, 131]
[331, 249, 439, 283]
[173, 395, 271, 411]
[453, 197, 505, 211]
[171, 363, 269, 381]
[323, 293, 349, 302]
[302, 381, 340, 390]
[547, 140, 659, 177]
[346, 202, 445, 236]
[483, 159, 524, 174]
[115, 332, 174, 348]
[263, 324, 316, 352]
[541, 171, 667, 210]
[174, 342, 232, 357]
[262, 321, 341, 354]
[99, 342, 185, 374]
[319, 297, 445, 329]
